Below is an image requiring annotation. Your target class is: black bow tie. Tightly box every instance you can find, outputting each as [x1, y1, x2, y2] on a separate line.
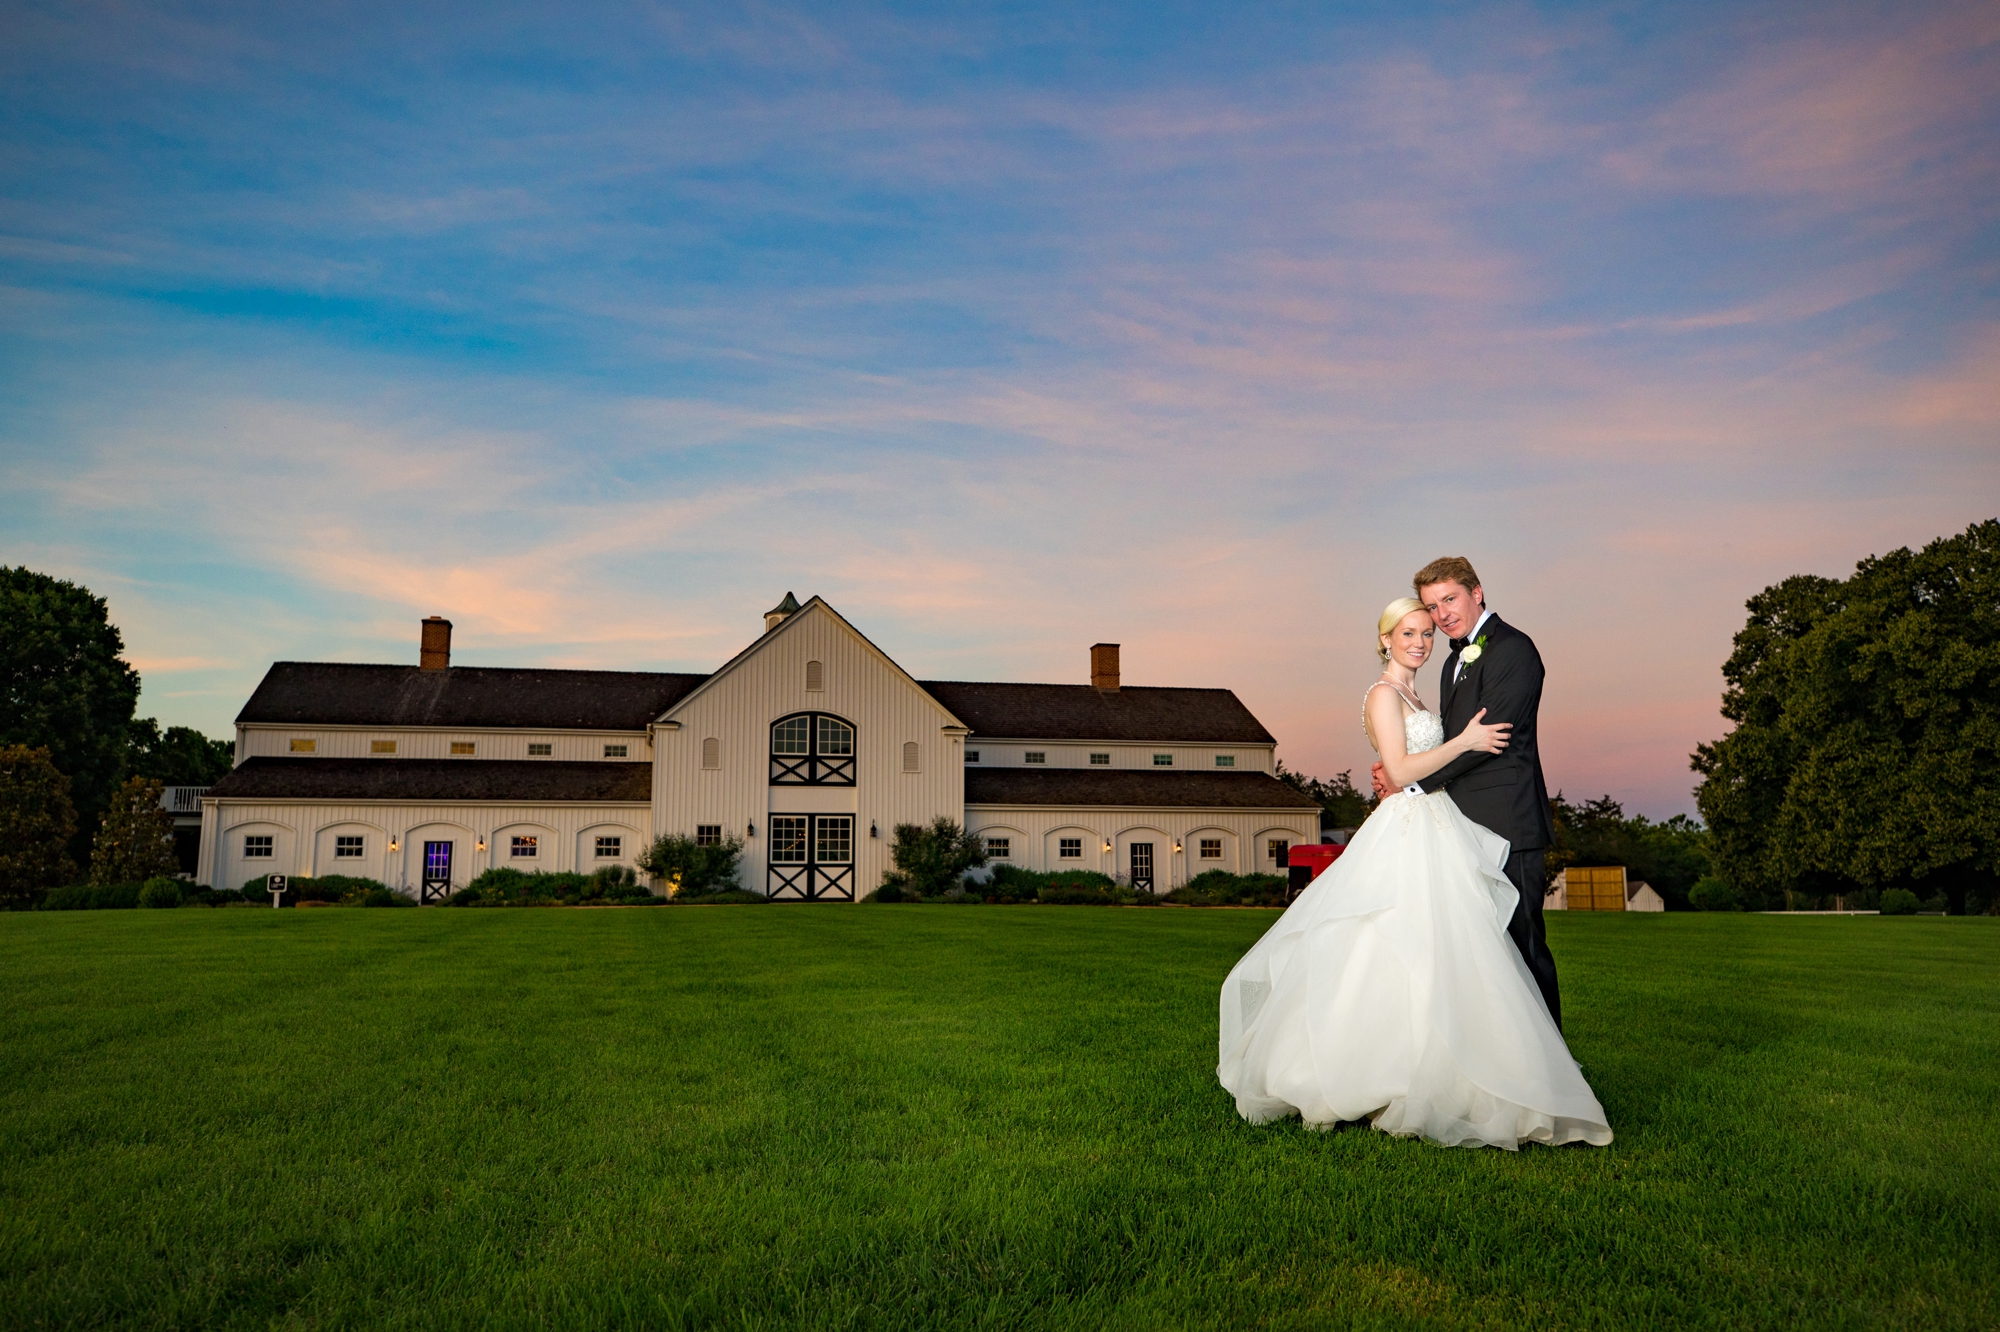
[1449, 637, 1469, 652]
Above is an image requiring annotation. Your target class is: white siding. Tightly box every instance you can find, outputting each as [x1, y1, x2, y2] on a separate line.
[198, 799, 650, 892]
[235, 725, 650, 763]
[962, 804, 1317, 887]
[654, 603, 965, 900]
[963, 741, 1275, 773]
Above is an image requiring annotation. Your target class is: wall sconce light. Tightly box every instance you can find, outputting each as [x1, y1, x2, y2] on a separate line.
[1173, 840, 1183, 854]
[747, 821, 756, 838]
[388, 838, 400, 853]
[476, 837, 487, 853]
[870, 821, 879, 839]
[1103, 839, 1113, 853]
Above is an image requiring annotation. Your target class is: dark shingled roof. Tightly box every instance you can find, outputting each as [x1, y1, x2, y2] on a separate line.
[207, 757, 652, 803]
[917, 682, 1274, 744]
[964, 768, 1318, 809]
[236, 663, 707, 731]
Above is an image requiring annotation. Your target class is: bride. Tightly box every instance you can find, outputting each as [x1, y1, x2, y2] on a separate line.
[1217, 598, 1612, 1149]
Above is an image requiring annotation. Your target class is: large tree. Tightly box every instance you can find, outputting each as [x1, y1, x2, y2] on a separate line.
[0, 568, 141, 841]
[127, 719, 235, 787]
[0, 744, 78, 902]
[1692, 519, 2000, 913]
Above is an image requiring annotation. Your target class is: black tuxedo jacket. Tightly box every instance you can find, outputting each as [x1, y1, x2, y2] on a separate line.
[1416, 613, 1555, 852]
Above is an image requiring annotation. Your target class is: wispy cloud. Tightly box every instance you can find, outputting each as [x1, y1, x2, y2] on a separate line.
[2, 0, 1995, 817]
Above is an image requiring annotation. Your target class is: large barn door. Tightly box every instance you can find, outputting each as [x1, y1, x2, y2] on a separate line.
[765, 815, 855, 901]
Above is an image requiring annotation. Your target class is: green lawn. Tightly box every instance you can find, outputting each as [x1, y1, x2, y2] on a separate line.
[1, 909, 1994, 1330]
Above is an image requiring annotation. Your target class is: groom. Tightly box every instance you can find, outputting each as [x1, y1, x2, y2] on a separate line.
[1372, 557, 1562, 1029]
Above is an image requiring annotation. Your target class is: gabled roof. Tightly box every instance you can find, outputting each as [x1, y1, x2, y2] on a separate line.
[659, 595, 966, 729]
[918, 681, 1275, 744]
[964, 768, 1318, 809]
[236, 663, 707, 731]
[206, 757, 652, 802]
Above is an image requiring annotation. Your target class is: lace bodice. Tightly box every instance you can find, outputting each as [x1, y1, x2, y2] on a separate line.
[1403, 709, 1445, 755]
[1365, 681, 1444, 755]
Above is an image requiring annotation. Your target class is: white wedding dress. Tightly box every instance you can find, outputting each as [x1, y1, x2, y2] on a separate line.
[1217, 696, 1613, 1150]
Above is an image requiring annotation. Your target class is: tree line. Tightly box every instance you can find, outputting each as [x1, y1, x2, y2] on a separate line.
[2, 566, 236, 902]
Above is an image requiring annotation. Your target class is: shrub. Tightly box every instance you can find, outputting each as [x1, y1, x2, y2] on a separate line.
[639, 834, 744, 898]
[1689, 876, 1742, 912]
[236, 874, 394, 905]
[138, 877, 182, 909]
[1878, 888, 1921, 916]
[877, 818, 986, 899]
[41, 881, 143, 910]
[1165, 870, 1290, 908]
[360, 887, 414, 907]
[450, 866, 661, 907]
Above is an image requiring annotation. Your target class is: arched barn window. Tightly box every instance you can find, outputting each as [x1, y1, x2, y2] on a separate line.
[770, 713, 857, 786]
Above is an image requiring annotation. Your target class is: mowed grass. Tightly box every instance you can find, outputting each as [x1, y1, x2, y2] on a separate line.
[1, 909, 1995, 1331]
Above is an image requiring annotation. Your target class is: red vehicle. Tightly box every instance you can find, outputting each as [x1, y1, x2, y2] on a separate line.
[1286, 842, 1345, 901]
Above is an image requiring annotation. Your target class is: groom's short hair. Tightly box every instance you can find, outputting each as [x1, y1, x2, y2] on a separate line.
[1414, 556, 1482, 599]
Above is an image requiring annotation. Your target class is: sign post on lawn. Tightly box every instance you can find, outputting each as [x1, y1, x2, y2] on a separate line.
[268, 874, 289, 909]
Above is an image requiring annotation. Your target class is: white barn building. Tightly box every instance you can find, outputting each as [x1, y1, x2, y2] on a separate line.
[197, 595, 1320, 900]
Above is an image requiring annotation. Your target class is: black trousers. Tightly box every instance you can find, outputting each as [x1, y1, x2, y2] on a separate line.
[1504, 847, 1562, 1031]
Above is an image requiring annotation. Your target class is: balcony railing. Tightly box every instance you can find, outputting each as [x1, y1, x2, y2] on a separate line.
[160, 786, 209, 814]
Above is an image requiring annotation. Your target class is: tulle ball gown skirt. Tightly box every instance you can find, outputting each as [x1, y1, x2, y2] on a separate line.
[1217, 792, 1612, 1150]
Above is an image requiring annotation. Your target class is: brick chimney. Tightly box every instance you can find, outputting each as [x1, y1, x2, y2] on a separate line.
[1091, 642, 1120, 692]
[420, 616, 453, 671]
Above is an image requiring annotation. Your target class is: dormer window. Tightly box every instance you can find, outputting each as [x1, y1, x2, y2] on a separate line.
[1214, 755, 1235, 768]
[1024, 751, 1045, 764]
[1152, 754, 1172, 766]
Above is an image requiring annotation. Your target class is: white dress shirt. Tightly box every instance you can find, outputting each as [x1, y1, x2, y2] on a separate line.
[1452, 608, 1495, 684]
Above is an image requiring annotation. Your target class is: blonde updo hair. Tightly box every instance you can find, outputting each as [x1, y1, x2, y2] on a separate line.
[1376, 597, 1428, 662]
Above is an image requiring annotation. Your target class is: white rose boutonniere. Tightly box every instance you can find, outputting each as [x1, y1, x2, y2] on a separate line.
[1460, 635, 1489, 665]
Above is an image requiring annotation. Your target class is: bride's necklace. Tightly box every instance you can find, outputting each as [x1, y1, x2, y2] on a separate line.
[1380, 673, 1424, 710]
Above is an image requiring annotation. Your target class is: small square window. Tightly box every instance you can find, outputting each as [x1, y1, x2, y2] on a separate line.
[1089, 753, 1110, 765]
[1058, 837, 1082, 859]
[243, 835, 273, 858]
[595, 836, 622, 859]
[1268, 838, 1290, 864]
[528, 743, 552, 756]
[1199, 838, 1222, 859]
[965, 750, 980, 763]
[289, 738, 315, 753]
[1152, 753, 1173, 766]
[1024, 752, 1045, 764]
[696, 824, 722, 848]
[451, 742, 475, 756]
[604, 744, 628, 758]
[985, 837, 1011, 858]
[511, 836, 538, 858]
[335, 835, 365, 858]
[371, 740, 396, 755]
[1214, 755, 1235, 768]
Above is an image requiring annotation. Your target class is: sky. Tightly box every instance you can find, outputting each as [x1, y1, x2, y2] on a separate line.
[1, 0, 1996, 818]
